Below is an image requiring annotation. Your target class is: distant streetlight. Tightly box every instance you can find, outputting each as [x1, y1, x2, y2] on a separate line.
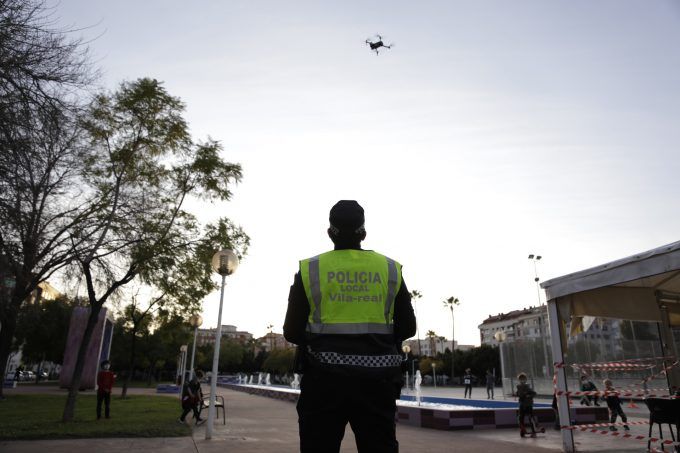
[206, 249, 239, 440]
[402, 344, 412, 390]
[179, 344, 188, 400]
[410, 290, 423, 356]
[266, 323, 274, 351]
[494, 331, 507, 398]
[443, 296, 460, 385]
[528, 254, 549, 378]
[188, 314, 203, 380]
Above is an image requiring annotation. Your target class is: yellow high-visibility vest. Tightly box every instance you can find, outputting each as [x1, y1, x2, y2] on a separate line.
[300, 249, 402, 335]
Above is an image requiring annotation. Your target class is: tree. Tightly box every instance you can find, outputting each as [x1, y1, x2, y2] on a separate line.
[0, 0, 96, 398]
[419, 356, 444, 378]
[409, 290, 423, 356]
[14, 296, 75, 379]
[117, 297, 156, 397]
[442, 296, 460, 383]
[61, 78, 248, 421]
[218, 339, 246, 372]
[425, 330, 437, 357]
[0, 0, 93, 111]
[263, 348, 295, 375]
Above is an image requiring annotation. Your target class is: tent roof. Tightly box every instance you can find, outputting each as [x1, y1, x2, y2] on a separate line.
[541, 240, 680, 325]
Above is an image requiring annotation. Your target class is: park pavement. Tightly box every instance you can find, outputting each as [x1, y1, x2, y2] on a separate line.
[0, 386, 655, 452]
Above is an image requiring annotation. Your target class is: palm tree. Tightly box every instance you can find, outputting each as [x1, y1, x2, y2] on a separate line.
[443, 297, 461, 384]
[409, 290, 423, 356]
[426, 330, 437, 357]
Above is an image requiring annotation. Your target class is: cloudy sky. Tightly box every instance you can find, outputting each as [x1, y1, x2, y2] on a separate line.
[58, 0, 680, 345]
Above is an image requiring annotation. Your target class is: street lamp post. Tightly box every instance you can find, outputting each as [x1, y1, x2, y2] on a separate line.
[402, 344, 411, 390]
[410, 290, 423, 356]
[528, 254, 550, 378]
[189, 315, 203, 380]
[206, 249, 239, 440]
[178, 345, 188, 400]
[494, 331, 507, 398]
[443, 297, 460, 386]
[432, 362, 437, 388]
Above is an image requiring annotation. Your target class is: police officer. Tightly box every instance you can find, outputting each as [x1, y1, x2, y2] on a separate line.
[284, 200, 416, 453]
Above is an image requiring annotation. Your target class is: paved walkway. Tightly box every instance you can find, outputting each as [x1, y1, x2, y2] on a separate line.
[0, 387, 656, 452]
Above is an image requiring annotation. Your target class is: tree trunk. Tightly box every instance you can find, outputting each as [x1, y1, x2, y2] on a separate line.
[62, 303, 102, 422]
[0, 315, 17, 399]
[121, 328, 137, 399]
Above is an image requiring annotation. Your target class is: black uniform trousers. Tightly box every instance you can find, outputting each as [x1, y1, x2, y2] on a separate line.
[96, 390, 111, 419]
[297, 374, 399, 453]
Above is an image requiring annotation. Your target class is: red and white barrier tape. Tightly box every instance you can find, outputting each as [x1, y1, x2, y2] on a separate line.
[562, 425, 680, 447]
[563, 420, 649, 429]
[554, 389, 678, 398]
[552, 359, 680, 398]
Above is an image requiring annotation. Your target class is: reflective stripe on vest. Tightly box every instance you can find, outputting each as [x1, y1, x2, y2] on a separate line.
[307, 322, 393, 335]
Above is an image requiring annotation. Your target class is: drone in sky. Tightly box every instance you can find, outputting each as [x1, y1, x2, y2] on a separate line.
[365, 34, 393, 55]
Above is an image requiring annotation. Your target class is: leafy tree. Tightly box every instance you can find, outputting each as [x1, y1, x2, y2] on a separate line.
[218, 339, 245, 372]
[442, 296, 460, 382]
[419, 356, 444, 377]
[117, 298, 155, 397]
[426, 330, 437, 357]
[0, 0, 97, 395]
[148, 315, 192, 381]
[409, 290, 423, 355]
[61, 78, 248, 421]
[262, 348, 295, 375]
[14, 296, 75, 379]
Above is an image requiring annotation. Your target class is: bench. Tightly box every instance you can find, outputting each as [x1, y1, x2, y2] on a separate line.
[202, 394, 225, 425]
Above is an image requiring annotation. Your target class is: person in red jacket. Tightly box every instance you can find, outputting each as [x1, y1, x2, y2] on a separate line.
[97, 360, 115, 419]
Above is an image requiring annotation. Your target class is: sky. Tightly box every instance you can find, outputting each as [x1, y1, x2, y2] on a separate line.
[56, 0, 680, 345]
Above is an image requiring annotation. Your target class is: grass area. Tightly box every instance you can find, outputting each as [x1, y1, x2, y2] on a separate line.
[123, 380, 174, 388]
[0, 394, 191, 440]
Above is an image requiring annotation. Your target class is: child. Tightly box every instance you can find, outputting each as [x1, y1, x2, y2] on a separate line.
[463, 368, 475, 399]
[579, 375, 600, 406]
[516, 372, 544, 437]
[485, 369, 495, 399]
[96, 360, 115, 420]
[603, 379, 629, 431]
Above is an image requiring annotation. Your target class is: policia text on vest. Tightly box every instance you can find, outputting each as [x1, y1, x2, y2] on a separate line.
[328, 271, 384, 302]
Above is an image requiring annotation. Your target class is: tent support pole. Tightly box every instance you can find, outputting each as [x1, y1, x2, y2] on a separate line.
[547, 299, 575, 452]
[655, 292, 680, 391]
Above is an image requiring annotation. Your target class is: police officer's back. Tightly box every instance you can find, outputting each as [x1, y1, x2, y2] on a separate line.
[284, 200, 416, 453]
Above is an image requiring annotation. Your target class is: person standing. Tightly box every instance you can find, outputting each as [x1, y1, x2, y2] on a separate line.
[284, 200, 416, 453]
[603, 379, 629, 431]
[485, 369, 495, 399]
[463, 368, 475, 398]
[96, 360, 115, 420]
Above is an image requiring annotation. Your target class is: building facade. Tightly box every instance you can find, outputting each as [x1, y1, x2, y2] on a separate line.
[196, 324, 254, 347]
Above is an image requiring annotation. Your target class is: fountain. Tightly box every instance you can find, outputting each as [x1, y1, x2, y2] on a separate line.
[414, 370, 422, 406]
[291, 373, 300, 390]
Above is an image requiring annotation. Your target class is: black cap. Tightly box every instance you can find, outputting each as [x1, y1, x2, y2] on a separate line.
[329, 200, 365, 235]
[101, 359, 110, 366]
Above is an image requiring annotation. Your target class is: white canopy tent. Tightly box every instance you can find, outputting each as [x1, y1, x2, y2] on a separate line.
[541, 240, 680, 452]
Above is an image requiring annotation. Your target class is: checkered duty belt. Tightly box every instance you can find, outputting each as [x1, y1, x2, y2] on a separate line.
[310, 350, 403, 368]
